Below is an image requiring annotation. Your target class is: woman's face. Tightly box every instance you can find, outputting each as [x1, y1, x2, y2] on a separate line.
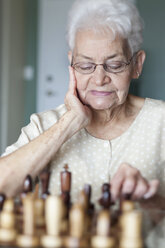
[70, 30, 137, 111]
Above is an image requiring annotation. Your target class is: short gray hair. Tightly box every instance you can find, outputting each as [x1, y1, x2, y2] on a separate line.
[67, 0, 144, 54]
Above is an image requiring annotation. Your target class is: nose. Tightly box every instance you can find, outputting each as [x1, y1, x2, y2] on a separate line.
[92, 65, 110, 86]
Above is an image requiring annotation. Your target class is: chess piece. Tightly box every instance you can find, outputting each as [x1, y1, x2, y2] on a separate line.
[119, 194, 135, 213]
[40, 195, 64, 248]
[99, 183, 111, 209]
[40, 169, 50, 199]
[60, 165, 72, 235]
[91, 210, 115, 248]
[119, 211, 143, 248]
[15, 174, 33, 216]
[64, 203, 89, 248]
[78, 190, 88, 211]
[16, 195, 40, 247]
[60, 164, 71, 209]
[0, 194, 6, 211]
[34, 198, 45, 236]
[84, 184, 94, 211]
[0, 198, 17, 245]
[21, 175, 33, 198]
[121, 200, 135, 213]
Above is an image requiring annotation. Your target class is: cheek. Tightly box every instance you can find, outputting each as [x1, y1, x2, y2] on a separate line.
[115, 77, 131, 100]
[76, 74, 89, 91]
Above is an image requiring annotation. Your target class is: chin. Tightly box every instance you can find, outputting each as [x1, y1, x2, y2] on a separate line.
[80, 95, 117, 110]
[88, 102, 114, 111]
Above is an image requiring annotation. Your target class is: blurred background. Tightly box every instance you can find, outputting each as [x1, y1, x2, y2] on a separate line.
[0, 0, 165, 154]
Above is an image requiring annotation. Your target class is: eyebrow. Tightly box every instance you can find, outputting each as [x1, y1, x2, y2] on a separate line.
[75, 53, 121, 60]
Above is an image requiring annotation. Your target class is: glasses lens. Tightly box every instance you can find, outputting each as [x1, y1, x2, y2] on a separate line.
[104, 62, 126, 73]
[74, 63, 95, 74]
[73, 61, 128, 74]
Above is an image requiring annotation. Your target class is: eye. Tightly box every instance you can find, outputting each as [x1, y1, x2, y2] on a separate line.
[77, 63, 94, 70]
[106, 62, 123, 70]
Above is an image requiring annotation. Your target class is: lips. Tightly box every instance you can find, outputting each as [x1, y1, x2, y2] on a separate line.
[90, 90, 113, 96]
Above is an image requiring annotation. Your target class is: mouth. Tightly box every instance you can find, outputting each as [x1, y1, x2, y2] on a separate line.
[90, 90, 114, 96]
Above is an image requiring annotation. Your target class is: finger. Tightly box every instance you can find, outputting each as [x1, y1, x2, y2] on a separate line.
[131, 177, 149, 200]
[121, 176, 137, 196]
[68, 66, 77, 93]
[143, 179, 159, 199]
[111, 163, 135, 201]
[110, 174, 125, 202]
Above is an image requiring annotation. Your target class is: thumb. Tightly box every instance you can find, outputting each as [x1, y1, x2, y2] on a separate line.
[68, 66, 77, 94]
[143, 179, 159, 199]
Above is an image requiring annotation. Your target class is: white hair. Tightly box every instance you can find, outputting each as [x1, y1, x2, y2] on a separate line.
[67, 0, 144, 54]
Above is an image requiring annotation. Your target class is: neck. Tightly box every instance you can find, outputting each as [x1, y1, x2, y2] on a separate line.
[85, 95, 144, 140]
[89, 96, 131, 126]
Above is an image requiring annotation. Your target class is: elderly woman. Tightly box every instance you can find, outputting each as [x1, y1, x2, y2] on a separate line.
[0, 0, 164, 208]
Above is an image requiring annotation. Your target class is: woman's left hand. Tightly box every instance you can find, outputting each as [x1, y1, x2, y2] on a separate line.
[110, 163, 159, 202]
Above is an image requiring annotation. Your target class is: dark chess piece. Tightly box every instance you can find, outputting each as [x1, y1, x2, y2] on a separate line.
[60, 164, 72, 209]
[21, 174, 33, 198]
[0, 193, 6, 211]
[99, 183, 111, 209]
[83, 184, 94, 215]
[15, 175, 33, 216]
[40, 169, 50, 199]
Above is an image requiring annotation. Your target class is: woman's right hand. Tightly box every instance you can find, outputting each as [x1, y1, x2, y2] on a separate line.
[65, 66, 92, 129]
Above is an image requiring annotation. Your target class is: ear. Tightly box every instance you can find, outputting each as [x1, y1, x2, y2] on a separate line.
[132, 50, 146, 79]
[68, 50, 73, 64]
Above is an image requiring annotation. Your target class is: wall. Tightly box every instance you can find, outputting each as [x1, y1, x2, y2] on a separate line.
[131, 0, 165, 99]
[0, 0, 2, 146]
[0, 0, 26, 153]
[24, 0, 38, 125]
[0, 0, 38, 153]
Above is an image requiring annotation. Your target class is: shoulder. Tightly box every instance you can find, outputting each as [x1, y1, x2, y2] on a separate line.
[140, 98, 165, 127]
[30, 104, 67, 131]
[144, 98, 165, 113]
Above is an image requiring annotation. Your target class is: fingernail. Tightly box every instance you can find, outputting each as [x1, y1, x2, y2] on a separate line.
[143, 192, 152, 199]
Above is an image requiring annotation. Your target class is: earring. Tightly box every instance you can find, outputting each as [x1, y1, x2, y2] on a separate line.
[136, 71, 140, 77]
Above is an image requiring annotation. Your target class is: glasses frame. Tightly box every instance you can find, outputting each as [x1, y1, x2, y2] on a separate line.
[71, 52, 137, 75]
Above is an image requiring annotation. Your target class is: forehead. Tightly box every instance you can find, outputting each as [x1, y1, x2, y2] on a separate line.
[74, 30, 129, 59]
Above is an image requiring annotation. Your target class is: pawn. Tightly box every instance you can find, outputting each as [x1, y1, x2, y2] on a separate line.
[0, 194, 6, 211]
[16, 195, 40, 247]
[84, 184, 94, 214]
[64, 204, 89, 248]
[119, 194, 135, 214]
[40, 169, 50, 199]
[15, 175, 34, 233]
[119, 211, 143, 248]
[40, 195, 64, 248]
[77, 190, 91, 236]
[99, 183, 111, 209]
[83, 184, 95, 235]
[21, 174, 33, 198]
[0, 198, 17, 246]
[91, 210, 115, 248]
[78, 190, 88, 211]
[15, 175, 33, 216]
[34, 198, 45, 236]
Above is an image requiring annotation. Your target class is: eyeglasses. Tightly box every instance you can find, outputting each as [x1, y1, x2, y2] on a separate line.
[71, 53, 137, 75]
